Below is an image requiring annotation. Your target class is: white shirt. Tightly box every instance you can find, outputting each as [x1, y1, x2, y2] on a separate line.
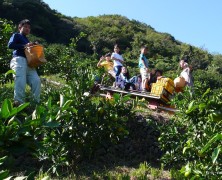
[180, 67, 193, 86]
[111, 52, 124, 67]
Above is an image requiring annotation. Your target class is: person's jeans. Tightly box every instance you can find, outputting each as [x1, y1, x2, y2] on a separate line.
[10, 56, 41, 103]
[114, 65, 122, 83]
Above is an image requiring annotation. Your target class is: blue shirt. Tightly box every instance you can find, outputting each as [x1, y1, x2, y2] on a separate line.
[8, 33, 29, 58]
[138, 53, 149, 68]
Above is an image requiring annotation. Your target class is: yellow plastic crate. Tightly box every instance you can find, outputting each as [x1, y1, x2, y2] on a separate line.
[151, 83, 173, 100]
[157, 78, 174, 85]
[156, 78, 175, 94]
[163, 82, 174, 94]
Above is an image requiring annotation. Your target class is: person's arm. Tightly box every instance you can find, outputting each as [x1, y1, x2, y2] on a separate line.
[141, 57, 149, 71]
[111, 54, 124, 63]
[157, 76, 163, 80]
[97, 56, 104, 67]
[8, 33, 34, 50]
[8, 34, 25, 50]
[113, 57, 123, 63]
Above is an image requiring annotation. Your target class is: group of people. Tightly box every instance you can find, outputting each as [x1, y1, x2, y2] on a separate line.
[97, 45, 164, 92]
[7, 19, 193, 106]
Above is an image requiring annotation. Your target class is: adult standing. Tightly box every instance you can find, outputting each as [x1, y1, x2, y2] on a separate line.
[8, 19, 41, 105]
[111, 44, 124, 87]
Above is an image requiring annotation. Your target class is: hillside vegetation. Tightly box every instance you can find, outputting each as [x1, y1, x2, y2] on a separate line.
[0, 0, 222, 179]
[1, 0, 222, 89]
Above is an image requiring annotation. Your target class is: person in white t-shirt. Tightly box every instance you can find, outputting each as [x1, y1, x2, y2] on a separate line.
[111, 44, 124, 86]
[179, 60, 193, 87]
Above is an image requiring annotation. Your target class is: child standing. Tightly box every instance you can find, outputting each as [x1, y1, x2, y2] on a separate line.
[111, 44, 124, 87]
[8, 19, 41, 105]
[138, 46, 149, 92]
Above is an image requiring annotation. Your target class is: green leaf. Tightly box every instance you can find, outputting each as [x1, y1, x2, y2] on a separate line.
[61, 100, 72, 110]
[0, 156, 7, 165]
[41, 176, 50, 180]
[1, 99, 10, 119]
[44, 121, 60, 128]
[212, 146, 221, 164]
[24, 119, 41, 127]
[183, 147, 190, 154]
[14, 177, 28, 180]
[5, 69, 15, 77]
[60, 94, 65, 107]
[4, 176, 14, 180]
[14, 103, 30, 114]
[46, 97, 52, 109]
[9, 106, 29, 118]
[202, 88, 210, 99]
[199, 134, 222, 155]
[0, 170, 9, 179]
[113, 93, 120, 102]
[122, 95, 131, 103]
[198, 103, 206, 111]
[7, 117, 21, 126]
[188, 100, 195, 111]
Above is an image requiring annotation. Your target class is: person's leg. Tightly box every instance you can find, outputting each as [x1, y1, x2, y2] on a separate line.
[140, 68, 150, 91]
[143, 78, 148, 90]
[115, 66, 122, 77]
[140, 68, 146, 90]
[131, 83, 136, 90]
[27, 67, 41, 103]
[124, 83, 130, 90]
[10, 56, 27, 104]
[114, 66, 122, 87]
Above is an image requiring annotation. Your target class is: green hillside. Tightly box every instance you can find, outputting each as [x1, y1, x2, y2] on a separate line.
[1, 1, 222, 179]
[1, 0, 222, 82]
[0, 0, 211, 59]
[0, 0, 80, 43]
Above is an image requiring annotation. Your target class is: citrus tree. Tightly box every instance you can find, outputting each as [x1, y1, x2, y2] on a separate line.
[158, 86, 222, 179]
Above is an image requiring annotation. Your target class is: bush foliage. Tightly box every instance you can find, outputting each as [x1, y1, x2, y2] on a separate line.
[0, 1, 222, 178]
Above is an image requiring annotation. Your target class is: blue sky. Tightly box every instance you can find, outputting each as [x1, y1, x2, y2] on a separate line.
[43, 0, 222, 54]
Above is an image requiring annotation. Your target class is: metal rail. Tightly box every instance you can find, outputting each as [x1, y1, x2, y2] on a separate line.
[99, 85, 179, 112]
[99, 85, 166, 101]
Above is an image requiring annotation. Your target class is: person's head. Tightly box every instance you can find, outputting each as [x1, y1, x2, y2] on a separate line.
[104, 52, 111, 61]
[151, 69, 156, 75]
[114, 44, 120, 53]
[18, 19, 31, 36]
[155, 69, 163, 77]
[121, 66, 128, 74]
[180, 60, 189, 69]
[121, 66, 130, 79]
[137, 75, 142, 83]
[182, 56, 188, 63]
[141, 46, 148, 54]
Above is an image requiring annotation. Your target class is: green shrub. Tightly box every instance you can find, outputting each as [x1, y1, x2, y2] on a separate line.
[159, 87, 222, 179]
